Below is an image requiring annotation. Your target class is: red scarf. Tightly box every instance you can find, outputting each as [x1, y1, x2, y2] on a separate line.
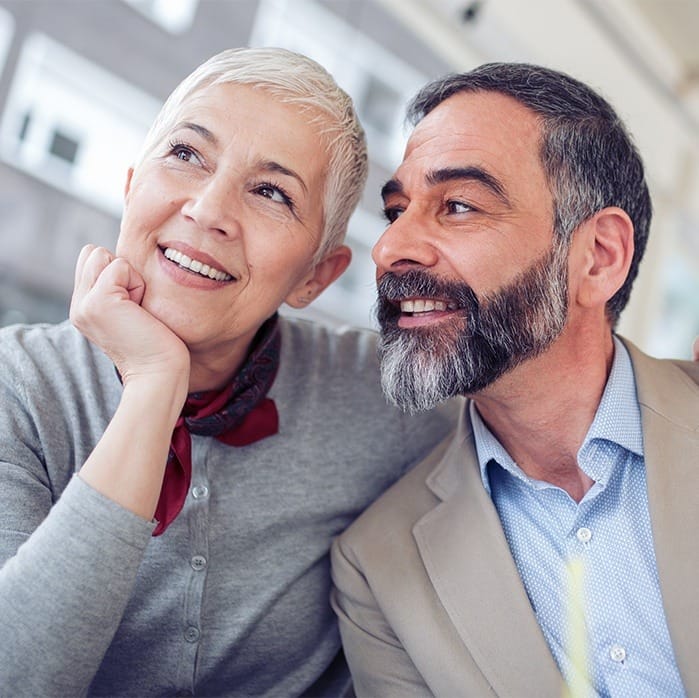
[153, 315, 281, 536]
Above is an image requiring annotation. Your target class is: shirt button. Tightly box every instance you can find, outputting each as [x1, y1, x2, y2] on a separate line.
[192, 485, 209, 499]
[576, 527, 592, 543]
[184, 626, 200, 643]
[609, 644, 626, 663]
[191, 555, 207, 571]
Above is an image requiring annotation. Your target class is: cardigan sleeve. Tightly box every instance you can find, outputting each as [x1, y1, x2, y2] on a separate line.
[0, 339, 154, 696]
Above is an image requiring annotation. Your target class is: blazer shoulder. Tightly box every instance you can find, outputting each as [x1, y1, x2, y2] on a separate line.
[338, 431, 456, 552]
[671, 358, 699, 386]
[621, 337, 699, 431]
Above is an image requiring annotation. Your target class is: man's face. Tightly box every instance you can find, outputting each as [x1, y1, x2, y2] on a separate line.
[373, 91, 569, 411]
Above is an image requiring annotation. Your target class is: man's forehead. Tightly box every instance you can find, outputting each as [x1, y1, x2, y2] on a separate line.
[395, 91, 543, 183]
[410, 90, 538, 143]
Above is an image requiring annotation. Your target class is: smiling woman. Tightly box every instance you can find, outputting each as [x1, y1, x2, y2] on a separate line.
[115, 81, 337, 384]
[0, 47, 456, 697]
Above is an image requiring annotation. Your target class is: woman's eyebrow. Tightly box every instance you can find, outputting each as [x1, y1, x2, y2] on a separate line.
[168, 126, 310, 195]
[172, 121, 218, 145]
[258, 160, 309, 195]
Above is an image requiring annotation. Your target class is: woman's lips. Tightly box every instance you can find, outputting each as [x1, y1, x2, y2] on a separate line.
[162, 247, 233, 282]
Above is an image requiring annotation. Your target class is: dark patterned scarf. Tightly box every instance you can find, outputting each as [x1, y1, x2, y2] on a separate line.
[154, 314, 281, 535]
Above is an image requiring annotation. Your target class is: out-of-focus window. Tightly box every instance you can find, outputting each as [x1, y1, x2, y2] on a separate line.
[250, 0, 426, 171]
[647, 217, 699, 358]
[0, 5, 14, 76]
[122, 0, 199, 35]
[0, 33, 161, 216]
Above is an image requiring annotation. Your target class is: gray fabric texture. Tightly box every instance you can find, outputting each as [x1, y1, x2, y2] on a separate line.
[0, 316, 456, 697]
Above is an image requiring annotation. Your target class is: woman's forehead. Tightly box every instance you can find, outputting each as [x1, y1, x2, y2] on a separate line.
[168, 83, 328, 156]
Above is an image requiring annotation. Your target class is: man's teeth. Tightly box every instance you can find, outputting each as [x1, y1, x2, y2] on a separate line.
[400, 299, 450, 313]
[163, 248, 233, 281]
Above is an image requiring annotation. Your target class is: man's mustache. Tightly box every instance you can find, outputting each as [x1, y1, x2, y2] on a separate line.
[376, 270, 479, 324]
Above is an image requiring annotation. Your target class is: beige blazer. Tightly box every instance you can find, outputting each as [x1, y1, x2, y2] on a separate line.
[332, 340, 699, 697]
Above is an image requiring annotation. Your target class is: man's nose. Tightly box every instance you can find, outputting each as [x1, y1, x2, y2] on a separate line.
[180, 174, 242, 238]
[372, 208, 439, 274]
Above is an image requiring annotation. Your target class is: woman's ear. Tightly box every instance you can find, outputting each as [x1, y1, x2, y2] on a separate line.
[574, 207, 634, 310]
[285, 245, 352, 309]
[124, 167, 135, 199]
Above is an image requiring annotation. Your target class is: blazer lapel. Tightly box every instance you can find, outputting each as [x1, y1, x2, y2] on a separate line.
[627, 342, 699, 695]
[413, 408, 564, 697]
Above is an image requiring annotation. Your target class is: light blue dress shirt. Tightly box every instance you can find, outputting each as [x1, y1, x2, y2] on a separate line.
[471, 337, 685, 697]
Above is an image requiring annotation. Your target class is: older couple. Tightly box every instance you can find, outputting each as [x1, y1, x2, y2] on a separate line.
[0, 46, 696, 697]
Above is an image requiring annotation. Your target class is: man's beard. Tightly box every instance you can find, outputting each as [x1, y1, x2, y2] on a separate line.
[376, 241, 569, 412]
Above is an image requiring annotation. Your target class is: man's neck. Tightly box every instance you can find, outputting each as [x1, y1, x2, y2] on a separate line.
[471, 327, 615, 502]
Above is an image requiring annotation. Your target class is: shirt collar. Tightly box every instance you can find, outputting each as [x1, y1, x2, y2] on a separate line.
[471, 336, 643, 494]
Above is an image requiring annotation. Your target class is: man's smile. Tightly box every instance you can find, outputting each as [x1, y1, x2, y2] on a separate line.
[399, 298, 458, 314]
[392, 297, 462, 329]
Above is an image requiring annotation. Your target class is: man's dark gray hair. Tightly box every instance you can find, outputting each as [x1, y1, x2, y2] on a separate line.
[407, 63, 652, 325]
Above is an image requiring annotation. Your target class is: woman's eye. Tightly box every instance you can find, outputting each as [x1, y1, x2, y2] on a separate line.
[168, 142, 200, 164]
[256, 184, 293, 208]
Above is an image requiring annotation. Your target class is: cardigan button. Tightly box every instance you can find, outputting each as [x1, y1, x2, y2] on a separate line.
[184, 626, 200, 643]
[192, 485, 209, 499]
[191, 555, 207, 571]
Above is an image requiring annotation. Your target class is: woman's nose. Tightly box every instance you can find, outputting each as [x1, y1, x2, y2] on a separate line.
[181, 175, 241, 237]
[372, 209, 439, 274]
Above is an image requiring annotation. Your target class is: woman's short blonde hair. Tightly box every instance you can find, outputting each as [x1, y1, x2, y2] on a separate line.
[136, 47, 368, 261]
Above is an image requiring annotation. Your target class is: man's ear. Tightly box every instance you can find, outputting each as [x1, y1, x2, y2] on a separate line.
[285, 245, 352, 309]
[574, 207, 634, 310]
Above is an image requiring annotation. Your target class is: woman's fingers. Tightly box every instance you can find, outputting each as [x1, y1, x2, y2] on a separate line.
[69, 245, 190, 383]
[91, 257, 146, 307]
[71, 245, 116, 308]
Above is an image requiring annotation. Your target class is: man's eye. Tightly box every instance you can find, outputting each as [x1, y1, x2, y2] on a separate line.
[447, 200, 472, 214]
[383, 207, 404, 223]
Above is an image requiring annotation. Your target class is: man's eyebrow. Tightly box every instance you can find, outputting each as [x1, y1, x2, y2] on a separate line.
[380, 178, 404, 202]
[381, 167, 509, 204]
[426, 167, 508, 202]
[172, 121, 218, 144]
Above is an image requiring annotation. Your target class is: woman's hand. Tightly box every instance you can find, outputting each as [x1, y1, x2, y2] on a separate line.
[70, 245, 190, 520]
[70, 245, 190, 388]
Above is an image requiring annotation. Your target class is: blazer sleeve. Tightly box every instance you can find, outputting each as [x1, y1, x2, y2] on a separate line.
[331, 535, 433, 697]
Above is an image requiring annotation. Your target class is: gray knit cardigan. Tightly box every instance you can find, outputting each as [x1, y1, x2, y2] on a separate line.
[0, 316, 456, 697]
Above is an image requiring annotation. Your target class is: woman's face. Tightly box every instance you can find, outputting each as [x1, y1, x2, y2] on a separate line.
[116, 82, 333, 372]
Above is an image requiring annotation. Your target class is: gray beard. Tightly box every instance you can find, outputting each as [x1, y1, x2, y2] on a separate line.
[377, 241, 569, 413]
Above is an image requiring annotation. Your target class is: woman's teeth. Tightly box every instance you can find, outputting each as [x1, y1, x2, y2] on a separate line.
[163, 247, 233, 281]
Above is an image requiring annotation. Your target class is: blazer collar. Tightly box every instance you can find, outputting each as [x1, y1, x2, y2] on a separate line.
[416, 339, 699, 696]
[416, 404, 565, 696]
[624, 339, 699, 695]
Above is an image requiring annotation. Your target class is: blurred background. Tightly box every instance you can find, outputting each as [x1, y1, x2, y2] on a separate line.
[0, 0, 697, 357]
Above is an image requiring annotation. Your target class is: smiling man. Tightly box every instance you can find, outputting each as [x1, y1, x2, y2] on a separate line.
[331, 63, 699, 697]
